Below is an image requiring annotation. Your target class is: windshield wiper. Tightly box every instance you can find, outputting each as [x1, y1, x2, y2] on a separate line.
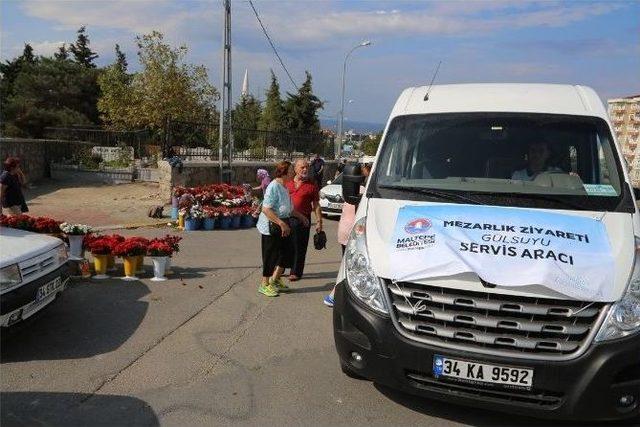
[501, 192, 587, 210]
[378, 184, 482, 205]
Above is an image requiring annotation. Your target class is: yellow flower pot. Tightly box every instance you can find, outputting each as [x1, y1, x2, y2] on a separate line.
[136, 255, 145, 274]
[122, 256, 138, 280]
[93, 254, 109, 279]
[178, 212, 185, 229]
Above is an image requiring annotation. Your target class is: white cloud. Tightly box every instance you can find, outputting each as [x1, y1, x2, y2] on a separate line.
[29, 40, 66, 56]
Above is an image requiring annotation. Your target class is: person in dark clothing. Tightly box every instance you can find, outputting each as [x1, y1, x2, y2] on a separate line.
[286, 159, 322, 281]
[310, 153, 325, 188]
[0, 157, 28, 215]
[335, 159, 347, 178]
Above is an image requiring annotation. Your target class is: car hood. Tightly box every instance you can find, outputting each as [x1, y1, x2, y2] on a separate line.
[321, 184, 342, 196]
[0, 227, 63, 267]
[364, 198, 635, 302]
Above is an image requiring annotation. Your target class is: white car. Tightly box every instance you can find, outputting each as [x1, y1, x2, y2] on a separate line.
[319, 173, 344, 217]
[0, 227, 69, 327]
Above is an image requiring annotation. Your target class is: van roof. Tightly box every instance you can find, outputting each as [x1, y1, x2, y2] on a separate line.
[391, 83, 608, 120]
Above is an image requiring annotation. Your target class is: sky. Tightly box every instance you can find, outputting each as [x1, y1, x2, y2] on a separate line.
[2, 0, 639, 126]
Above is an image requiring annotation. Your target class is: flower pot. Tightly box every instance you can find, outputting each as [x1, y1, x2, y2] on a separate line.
[241, 214, 254, 228]
[219, 216, 232, 230]
[184, 218, 201, 231]
[107, 255, 117, 272]
[136, 255, 145, 274]
[151, 257, 168, 281]
[230, 215, 241, 229]
[171, 207, 179, 220]
[68, 234, 85, 260]
[121, 256, 139, 281]
[203, 217, 216, 231]
[92, 254, 109, 279]
[178, 213, 185, 229]
[165, 256, 174, 275]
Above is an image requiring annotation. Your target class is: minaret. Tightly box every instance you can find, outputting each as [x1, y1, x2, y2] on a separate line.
[241, 69, 249, 97]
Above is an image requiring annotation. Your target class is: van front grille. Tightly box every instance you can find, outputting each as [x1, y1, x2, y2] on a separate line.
[385, 281, 606, 359]
[405, 370, 564, 408]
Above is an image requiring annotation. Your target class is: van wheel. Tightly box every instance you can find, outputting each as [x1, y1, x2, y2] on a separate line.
[340, 362, 366, 380]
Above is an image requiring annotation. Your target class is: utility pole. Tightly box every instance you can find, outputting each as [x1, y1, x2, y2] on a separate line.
[219, 0, 232, 182]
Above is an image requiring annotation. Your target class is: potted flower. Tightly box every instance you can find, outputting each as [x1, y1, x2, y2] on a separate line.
[60, 223, 92, 260]
[177, 197, 193, 230]
[202, 206, 218, 231]
[128, 237, 150, 274]
[88, 236, 112, 279]
[219, 206, 232, 230]
[105, 234, 125, 272]
[185, 204, 204, 231]
[147, 240, 173, 281]
[240, 205, 254, 228]
[230, 207, 242, 229]
[112, 238, 147, 281]
[34, 216, 63, 237]
[161, 235, 181, 275]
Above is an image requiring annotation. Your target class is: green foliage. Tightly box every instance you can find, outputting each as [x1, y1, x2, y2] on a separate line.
[114, 44, 128, 73]
[259, 70, 285, 132]
[69, 26, 98, 68]
[54, 44, 69, 61]
[284, 71, 323, 134]
[232, 94, 262, 151]
[98, 31, 218, 130]
[2, 57, 99, 137]
[363, 133, 382, 156]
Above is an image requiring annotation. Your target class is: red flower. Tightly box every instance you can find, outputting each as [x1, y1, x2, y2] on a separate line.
[88, 238, 112, 255]
[147, 241, 173, 257]
[112, 238, 147, 257]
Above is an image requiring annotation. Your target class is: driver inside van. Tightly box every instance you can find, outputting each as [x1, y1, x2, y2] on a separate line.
[511, 140, 562, 181]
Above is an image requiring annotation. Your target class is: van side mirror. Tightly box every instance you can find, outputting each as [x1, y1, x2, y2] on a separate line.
[634, 187, 640, 201]
[342, 164, 364, 205]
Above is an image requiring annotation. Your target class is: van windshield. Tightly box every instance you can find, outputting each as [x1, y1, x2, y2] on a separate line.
[372, 113, 629, 211]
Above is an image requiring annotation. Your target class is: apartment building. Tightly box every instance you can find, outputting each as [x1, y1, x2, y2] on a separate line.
[608, 94, 640, 187]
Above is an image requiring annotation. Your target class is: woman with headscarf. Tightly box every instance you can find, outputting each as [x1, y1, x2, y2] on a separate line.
[253, 168, 271, 195]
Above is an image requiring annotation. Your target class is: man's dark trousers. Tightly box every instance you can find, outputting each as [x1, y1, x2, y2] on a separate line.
[290, 217, 311, 278]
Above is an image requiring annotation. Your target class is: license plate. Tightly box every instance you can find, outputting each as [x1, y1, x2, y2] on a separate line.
[433, 355, 533, 389]
[36, 277, 62, 302]
[328, 202, 342, 210]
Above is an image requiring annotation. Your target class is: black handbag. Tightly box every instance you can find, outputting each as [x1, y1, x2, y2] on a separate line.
[269, 218, 290, 236]
[314, 230, 327, 250]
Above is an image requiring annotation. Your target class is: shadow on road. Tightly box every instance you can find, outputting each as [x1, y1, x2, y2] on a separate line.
[292, 282, 334, 294]
[300, 271, 339, 280]
[1, 279, 149, 362]
[1, 391, 159, 427]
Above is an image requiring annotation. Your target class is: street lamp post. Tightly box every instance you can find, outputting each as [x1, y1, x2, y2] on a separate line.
[337, 40, 371, 159]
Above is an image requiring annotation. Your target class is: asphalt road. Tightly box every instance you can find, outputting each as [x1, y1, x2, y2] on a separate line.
[0, 220, 598, 426]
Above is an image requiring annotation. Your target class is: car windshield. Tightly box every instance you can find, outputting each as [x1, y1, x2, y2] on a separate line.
[372, 113, 628, 211]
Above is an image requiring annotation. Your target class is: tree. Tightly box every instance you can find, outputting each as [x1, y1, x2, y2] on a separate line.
[232, 94, 262, 151]
[363, 133, 382, 156]
[54, 43, 69, 61]
[114, 44, 128, 73]
[21, 44, 35, 64]
[2, 58, 98, 137]
[258, 70, 285, 132]
[284, 71, 323, 134]
[98, 31, 218, 130]
[70, 26, 98, 68]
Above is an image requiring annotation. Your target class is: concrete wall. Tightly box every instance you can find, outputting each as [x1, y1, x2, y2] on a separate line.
[158, 160, 338, 202]
[51, 164, 135, 184]
[0, 139, 48, 182]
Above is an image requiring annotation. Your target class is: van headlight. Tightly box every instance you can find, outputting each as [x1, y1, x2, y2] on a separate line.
[595, 237, 640, 341]
[344, 217, 388, 314]
[0, 264, 22, 289]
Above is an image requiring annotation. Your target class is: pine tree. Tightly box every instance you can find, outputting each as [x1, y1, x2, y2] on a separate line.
[70, 26, 98, 68]
[258, 70, 285, 132]
[232, 94, 262, 151]
[21, 44, 36, 64]
[54, 43, 69, 61]
[114, 44, 128, 73]
[284, 71, 323, 134]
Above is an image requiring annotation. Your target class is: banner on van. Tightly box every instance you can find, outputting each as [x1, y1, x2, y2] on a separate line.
[389, 205, 615, 301]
